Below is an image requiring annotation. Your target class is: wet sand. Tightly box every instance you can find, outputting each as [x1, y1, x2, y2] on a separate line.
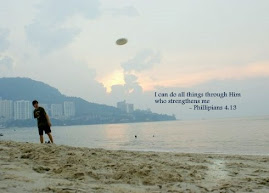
[0, 140, 268, 193]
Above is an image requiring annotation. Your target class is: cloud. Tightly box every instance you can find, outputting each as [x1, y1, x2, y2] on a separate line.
[26, 0, 100, 53]
[124, 73, 138, 84]
[133, 61, 269, 91]
[110, 6, 139, 17]
[86, 68, 108, 99]
[106, 49, 160, 97]
[124, 73, 143, 93]
[121, 49, 161, 72]
[110, 73, 143, 102]
[101, 49, 161, 93]
[0, 56, 14, 76]
[0, 28, 9, 52]
[109, 49, 161, 100]
[25, 23, 79, 53]
[0, 56, 13, 69]
[33, 0, 100, 24]
[0, 27, 13, 72]
[110, 84, 125, 101]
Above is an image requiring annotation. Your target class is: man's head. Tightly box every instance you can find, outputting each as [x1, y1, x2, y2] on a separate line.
[32, 100, 39, 109]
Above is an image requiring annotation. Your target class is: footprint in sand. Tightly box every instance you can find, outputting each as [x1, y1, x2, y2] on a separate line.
[33, 166, 50, 173]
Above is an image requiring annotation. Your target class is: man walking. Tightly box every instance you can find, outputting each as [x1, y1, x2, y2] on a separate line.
[32, 100, 54, 143]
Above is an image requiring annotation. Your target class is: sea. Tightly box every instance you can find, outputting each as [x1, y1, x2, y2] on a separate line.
[0, 117, 268, 155]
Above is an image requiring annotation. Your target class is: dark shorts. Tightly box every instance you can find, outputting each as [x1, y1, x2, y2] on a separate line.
[38, 125, 51, 135]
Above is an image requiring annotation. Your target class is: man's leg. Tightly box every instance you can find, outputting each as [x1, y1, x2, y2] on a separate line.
[38, 127, 44, 143]
[47, 133, 54, 143]
[40, 135, 44, 143]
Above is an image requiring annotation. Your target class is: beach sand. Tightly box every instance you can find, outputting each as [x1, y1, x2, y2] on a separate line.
[0, 140, 268, 193]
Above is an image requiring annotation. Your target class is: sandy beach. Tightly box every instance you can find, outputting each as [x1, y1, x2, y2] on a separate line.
[0, 140, 268, 193]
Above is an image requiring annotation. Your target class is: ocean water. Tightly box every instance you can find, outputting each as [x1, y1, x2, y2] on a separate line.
[0, 117, 268, 155]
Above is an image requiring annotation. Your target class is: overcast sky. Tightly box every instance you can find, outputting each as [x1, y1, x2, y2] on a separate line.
[0, 0, 269, 119]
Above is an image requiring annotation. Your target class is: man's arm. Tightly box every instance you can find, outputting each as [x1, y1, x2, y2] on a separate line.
[46, 114, 52, 127]
[33, 110, 37, 119]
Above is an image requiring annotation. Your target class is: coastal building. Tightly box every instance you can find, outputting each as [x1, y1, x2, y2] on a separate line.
[64, 101, 75, 117]
[14, 100, 31, 120]
[117, 100, 127, 112]
[127, 103, 134, 113]
[0, 99, 13, 120]
[117, 100, 134, 113]
[51, 104, 63, 119]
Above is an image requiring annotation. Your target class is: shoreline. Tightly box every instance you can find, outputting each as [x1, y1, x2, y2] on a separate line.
[1, 138, 269, 157]
[0, 140, 269, 192]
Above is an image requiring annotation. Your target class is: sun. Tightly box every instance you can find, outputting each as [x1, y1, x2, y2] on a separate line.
[99, 70, 125, 93]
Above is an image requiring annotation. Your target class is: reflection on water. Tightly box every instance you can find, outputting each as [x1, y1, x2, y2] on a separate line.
[104, 124, 127, 140]
[1, 117, 269, 155]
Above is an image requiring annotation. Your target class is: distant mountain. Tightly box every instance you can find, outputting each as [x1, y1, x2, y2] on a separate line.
[0, 77, 176, 127]
[0, 77, 63, 102]
[0, 77, 119, 117]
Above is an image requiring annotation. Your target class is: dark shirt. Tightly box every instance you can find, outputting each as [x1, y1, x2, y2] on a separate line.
[33, 107, 48, 128]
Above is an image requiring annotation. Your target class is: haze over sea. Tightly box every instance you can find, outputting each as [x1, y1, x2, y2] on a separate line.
[1, 117, 268, 155]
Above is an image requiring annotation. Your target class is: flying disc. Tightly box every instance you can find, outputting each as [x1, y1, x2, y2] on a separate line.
[116, 38, 128, 45]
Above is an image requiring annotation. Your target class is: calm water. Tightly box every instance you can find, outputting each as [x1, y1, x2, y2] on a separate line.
[0, 117, 268, 155]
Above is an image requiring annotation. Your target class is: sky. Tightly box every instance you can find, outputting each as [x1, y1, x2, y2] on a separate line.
[0, 0, 269, 119]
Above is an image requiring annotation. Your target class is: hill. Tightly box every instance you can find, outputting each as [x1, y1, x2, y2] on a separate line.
[0, 77, 176, 127]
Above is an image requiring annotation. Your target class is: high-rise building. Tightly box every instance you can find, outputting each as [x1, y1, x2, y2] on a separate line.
[14, 100, 31, 120]
[0, 99, 13, 120]
[127, 103, 134, 113]
[117, 100, 127, 112]
[51, 104, 63, 119]
[64, 101, 75, 117]
[117, 100, 134, 113]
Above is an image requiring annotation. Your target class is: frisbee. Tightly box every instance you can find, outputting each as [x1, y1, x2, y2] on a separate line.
[116, 38, 128, 45]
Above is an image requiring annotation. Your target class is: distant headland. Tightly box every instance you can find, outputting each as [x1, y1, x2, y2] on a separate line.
[0, 77, 176, 128]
